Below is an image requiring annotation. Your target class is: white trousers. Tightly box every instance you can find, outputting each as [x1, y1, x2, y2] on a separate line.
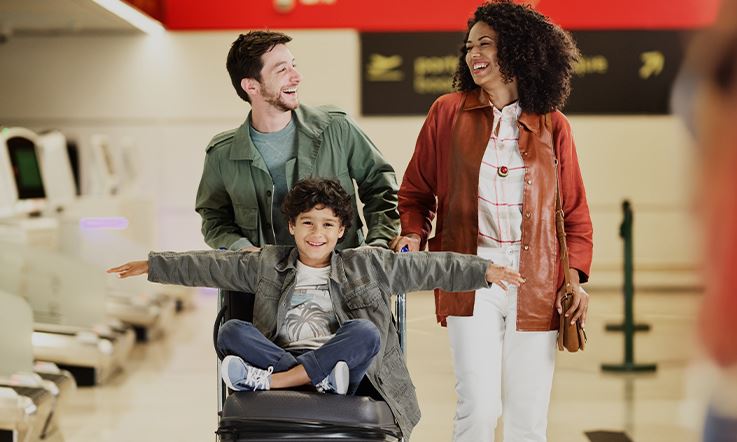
[447, 246, 557, 442]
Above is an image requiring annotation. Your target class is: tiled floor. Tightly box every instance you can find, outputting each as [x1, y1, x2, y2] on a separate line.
[55, 289, 707, 441]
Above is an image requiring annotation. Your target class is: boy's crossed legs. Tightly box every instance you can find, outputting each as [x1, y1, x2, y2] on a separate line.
[217, 319, 381, 394]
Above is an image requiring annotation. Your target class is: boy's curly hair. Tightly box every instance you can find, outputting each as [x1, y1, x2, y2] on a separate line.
[281, 178, 354, 231]
[452, 0, 580, 114]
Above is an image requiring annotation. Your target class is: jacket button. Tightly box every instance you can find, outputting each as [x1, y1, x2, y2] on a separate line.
[266, 190, 272, 197]
[523, 245, 530, 251]
[526, 179, 532, 185]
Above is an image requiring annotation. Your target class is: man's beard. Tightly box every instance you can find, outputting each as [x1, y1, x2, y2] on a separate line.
[263, 88, 298, 112]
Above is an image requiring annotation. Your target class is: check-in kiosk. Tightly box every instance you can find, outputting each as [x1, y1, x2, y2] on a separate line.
[84, 133, 194, 311]
[0, 128, 135, 386]
[0, 290, 58, 442]
[34, 129, 178, 339]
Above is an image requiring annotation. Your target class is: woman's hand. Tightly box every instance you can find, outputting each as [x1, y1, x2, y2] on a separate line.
[390, 233, 421, 252]
[485, 263, 525, 290]
[554, 268, 590, 327]
[107, 260, 149, 278]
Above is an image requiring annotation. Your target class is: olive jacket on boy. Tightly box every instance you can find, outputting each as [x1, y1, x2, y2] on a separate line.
[146, 245, 493, 439]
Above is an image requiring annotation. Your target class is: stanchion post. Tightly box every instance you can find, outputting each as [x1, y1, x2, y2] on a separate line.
[602, 200, 657, 373]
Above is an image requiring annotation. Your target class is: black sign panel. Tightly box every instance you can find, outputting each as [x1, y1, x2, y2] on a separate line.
[360, 32, 464, 116]
[360, 30, 689, 116]
[567, 30, 688, 114]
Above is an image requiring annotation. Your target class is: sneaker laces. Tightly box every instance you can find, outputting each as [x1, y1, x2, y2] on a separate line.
[244, 365, 273, 390]
[315, 374, 333, 393]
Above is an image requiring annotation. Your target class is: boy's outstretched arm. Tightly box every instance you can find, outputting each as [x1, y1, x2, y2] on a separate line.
[370, 249, 523, 295]
[108, 250, 259, 292]
[107, 261, 149, 278]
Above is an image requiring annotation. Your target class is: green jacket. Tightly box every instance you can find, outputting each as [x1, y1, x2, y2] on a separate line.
[195, 104, 399, 250]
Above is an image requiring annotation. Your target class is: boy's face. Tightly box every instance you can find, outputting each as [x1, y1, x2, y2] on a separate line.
[288, 206, 345, 268]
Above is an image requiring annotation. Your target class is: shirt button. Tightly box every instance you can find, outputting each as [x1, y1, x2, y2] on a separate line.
[526, 179, 532, 185]
[523, 245, 530, 251]
[525, 212, 531, 218]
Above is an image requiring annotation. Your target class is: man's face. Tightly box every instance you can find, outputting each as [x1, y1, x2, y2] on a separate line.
[254, 44, 302, 111]
[289, 206, 345, 268]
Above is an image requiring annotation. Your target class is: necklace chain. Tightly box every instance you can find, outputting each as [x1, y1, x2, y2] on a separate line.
[489, 100, 516, 178]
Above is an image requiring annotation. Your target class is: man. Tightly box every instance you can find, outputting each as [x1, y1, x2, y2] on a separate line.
[196, 31, 399, 251]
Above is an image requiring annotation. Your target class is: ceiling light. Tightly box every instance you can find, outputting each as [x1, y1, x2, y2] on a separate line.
[91, 0, 165, 35]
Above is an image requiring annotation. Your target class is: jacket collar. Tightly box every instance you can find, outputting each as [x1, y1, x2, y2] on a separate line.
[229, 104, 331, 161]
[461, 89, 544, 136]
[274, 247, 346, 284]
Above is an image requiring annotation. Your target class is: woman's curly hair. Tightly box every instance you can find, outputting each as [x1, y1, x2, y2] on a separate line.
[452, 0, 580, 114]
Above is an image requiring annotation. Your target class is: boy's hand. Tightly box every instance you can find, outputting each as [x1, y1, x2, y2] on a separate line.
[485, 263, 525, 291]
[390, 234, 421, 252]
[107, 260, 149, 278]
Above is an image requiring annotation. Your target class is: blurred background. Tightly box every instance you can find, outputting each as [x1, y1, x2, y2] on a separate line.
[0, 0, 732, 441]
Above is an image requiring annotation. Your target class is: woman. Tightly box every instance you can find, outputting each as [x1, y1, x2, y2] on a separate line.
[391, 1, 593, 440]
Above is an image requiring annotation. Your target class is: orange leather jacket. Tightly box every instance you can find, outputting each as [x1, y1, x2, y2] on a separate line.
[399, 90, 593, 331]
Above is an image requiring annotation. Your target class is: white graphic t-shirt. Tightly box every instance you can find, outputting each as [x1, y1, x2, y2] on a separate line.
[275, 261, 338, 350]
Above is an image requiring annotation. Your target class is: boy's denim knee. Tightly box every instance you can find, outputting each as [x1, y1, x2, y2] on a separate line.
[342, 319, 381, 356]
[217, 319, 249, 352]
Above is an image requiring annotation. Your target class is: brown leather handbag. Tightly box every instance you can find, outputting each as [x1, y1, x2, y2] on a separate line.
[554, 156, 587, 353]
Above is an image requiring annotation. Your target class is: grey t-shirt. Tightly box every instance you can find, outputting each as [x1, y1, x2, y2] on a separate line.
[249, 118, 297, 245]
[275, 261, 338, 351]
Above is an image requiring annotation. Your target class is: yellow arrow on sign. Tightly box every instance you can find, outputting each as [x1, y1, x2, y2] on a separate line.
[639, 51, 665, 79]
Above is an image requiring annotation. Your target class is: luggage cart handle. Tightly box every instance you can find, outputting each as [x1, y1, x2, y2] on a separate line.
[396, 245, 409, 359]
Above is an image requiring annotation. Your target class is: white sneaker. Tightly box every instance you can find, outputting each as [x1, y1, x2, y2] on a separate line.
[221, 355, 273, 391]
[315, 361, 349, 395]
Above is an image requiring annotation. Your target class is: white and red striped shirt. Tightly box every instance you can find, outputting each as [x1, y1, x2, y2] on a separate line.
[477, 101, 524, 253]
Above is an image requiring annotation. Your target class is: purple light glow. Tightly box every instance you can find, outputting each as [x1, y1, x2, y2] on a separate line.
[79, 217, 129, 230]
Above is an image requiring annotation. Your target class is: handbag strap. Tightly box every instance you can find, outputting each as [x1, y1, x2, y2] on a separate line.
[549, 113, 574, 297]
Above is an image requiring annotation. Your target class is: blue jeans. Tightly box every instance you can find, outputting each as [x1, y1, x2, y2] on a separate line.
[217, 318, 381, 394]
[704, 406, 737, 442]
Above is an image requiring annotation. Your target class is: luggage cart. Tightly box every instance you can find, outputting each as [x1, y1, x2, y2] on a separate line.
[213, 289, 407, 441]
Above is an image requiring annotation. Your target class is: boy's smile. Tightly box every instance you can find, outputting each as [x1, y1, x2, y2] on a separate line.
[289, 206, 345, 268]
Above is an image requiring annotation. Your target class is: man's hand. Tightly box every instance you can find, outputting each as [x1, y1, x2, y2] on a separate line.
[390, 233, 421, 252]
[485, 263, 525, 290]
[238, 246, 261, 253]
[554, 268, 590, 327]
[107, 260, 149, 278]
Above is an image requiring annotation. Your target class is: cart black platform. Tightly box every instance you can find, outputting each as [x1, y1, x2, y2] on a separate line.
[213, 289, 408, 441]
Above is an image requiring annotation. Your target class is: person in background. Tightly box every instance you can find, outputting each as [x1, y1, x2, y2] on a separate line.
[196, 31, 399, 253]
[391, 1, 593, 440]
[674, 0, 737, 438]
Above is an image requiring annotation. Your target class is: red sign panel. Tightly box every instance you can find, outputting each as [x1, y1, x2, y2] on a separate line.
[163, 0, 719, 31]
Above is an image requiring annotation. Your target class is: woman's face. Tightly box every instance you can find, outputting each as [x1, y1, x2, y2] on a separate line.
[465, 21, 506, 91]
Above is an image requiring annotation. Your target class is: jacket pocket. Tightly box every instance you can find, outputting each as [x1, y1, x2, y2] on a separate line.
[234, 205, 258, 230]
[256, 278, 281, 300]
[336, 170, 356, 196]
[344, 282, 381, 310]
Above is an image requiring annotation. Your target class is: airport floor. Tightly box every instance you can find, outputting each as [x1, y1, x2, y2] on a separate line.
[54, 289, 707, 442]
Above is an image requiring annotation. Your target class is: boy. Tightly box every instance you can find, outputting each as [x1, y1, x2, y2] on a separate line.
[108, 178, 523, 439]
